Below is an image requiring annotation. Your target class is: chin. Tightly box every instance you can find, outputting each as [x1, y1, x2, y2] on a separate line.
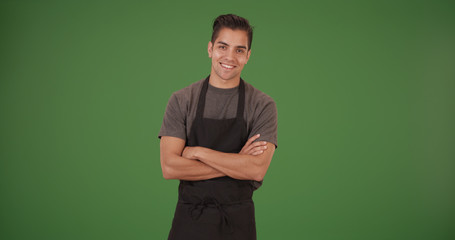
[215, 72, 236, 81]
[220, 76, 238, 81]
[212, 68, 240, 81]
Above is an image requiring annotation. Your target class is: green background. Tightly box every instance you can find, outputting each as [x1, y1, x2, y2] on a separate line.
[1, 0, 454, 239]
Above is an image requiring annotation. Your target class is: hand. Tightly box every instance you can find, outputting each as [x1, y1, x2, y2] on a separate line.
[182, 146, 199, 160]
[239, 134, 268, 156]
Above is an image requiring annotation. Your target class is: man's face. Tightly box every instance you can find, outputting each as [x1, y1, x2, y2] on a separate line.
[208, 28, 251, 82]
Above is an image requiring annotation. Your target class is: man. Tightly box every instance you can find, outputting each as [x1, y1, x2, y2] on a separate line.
[159, 14, 277, 240]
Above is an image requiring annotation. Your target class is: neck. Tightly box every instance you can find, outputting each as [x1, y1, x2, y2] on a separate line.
[208, 74, 241, 89]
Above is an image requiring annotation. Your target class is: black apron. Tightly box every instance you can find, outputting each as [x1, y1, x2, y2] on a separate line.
[168, 76, 256, 240]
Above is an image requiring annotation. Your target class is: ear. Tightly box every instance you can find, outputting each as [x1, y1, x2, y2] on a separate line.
[208, 41, 213, 58]
[245, 49, 251, 64]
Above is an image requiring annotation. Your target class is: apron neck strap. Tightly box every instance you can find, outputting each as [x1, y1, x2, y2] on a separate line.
[236, 79, 245, 121]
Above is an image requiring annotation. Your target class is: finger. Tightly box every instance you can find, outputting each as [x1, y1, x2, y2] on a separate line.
[182, 148, 190, 158]
[245, 134, 261, 146]
[244, 141, 265, 153]
[240, 143, 254, 154]
[251, 141, 267, 147]
[247, 145, 267, 154]
[250, 150, 264, 156]
[243, 136, 263, 152]
[240, 134, 262, 154]
[243, 143, 256, 153]
[253, 145, 268, 152]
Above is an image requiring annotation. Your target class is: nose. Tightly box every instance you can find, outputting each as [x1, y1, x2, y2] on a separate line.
[225, 48, 235, 61]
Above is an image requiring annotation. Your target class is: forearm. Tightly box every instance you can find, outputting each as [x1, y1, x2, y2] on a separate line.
[160, 136, 226, 181]
[194, 147, 271, 181]
[161, 154, 225, 180]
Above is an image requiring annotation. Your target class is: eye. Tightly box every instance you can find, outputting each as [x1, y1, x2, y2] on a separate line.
[219, 45, 226, 49]
[236, 49, 245, 53]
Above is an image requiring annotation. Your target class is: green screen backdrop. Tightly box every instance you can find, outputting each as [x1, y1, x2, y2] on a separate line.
[1, 0, 454, 239]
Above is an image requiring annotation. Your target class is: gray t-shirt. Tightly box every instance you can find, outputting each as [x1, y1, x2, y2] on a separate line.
[159, 78, 278, 148]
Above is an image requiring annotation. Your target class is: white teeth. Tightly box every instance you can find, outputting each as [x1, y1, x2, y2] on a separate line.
[221, 63, 234, 69]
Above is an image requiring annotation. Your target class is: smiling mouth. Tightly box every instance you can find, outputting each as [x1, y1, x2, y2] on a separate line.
[220, 63, 236, 69]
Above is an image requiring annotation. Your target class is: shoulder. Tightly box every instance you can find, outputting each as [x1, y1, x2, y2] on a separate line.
[172, 78, 204, 99]
[244, 81, 277, 110]
[243, 80, 278, 147]
[169, 78, 205, 106]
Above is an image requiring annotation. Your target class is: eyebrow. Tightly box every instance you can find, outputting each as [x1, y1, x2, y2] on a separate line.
[216, 41, 248, 50]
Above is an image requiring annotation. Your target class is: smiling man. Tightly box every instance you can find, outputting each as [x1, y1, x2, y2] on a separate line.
[159, 14, 278, 240]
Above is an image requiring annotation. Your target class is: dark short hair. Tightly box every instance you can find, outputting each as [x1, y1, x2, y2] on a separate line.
[211, 14, 253, 50]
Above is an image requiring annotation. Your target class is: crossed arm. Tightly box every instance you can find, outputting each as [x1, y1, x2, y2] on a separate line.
[160, 134, 275, 181]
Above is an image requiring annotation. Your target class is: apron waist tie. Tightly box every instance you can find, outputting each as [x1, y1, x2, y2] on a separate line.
[179, 197, 251, 234]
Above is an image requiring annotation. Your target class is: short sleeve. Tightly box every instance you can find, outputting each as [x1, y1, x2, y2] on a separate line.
[249, 99, 278, 148]
[158, 93, 187, 141]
